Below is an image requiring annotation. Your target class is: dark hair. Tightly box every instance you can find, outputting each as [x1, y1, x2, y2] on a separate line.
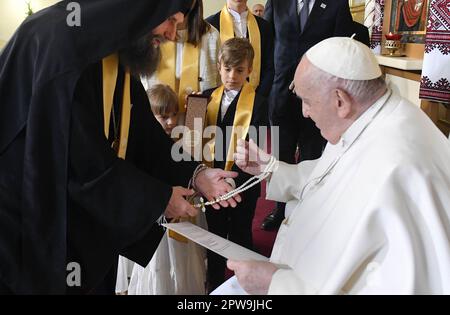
[147, 84, 178, 115]
[218, 38, 254, 68]
[186, 0, 210, 46]
[119, 32, 161, 77]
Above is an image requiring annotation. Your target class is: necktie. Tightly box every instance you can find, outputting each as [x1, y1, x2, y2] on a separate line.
[299, 0, 310, 33]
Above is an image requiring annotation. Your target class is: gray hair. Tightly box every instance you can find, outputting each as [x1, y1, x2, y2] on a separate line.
[306, 62, 387, 105]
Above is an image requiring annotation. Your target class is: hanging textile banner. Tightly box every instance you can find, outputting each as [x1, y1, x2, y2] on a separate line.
[419, 0, 450, 103]
[364, 0, 376, 38]
[366, 0, 385, 54]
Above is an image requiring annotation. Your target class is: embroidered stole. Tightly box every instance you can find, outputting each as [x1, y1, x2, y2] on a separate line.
[205, 82, 255, 171]
[157, 41, 200, 113]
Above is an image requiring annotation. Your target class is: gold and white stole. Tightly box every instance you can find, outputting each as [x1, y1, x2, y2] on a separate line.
[104, 54, 192, 242]
[219, 5, 261, 89]
[157, 40, 200, 113]
[205, 82, 255, 171]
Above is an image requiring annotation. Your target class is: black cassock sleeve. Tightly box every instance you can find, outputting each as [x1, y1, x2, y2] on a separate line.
[67, 64, 197, 290]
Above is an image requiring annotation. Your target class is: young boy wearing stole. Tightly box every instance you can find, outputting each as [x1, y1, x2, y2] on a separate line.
[202, 38, 268, 293]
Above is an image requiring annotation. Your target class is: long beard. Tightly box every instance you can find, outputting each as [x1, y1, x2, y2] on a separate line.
[119, 33, 163, 77]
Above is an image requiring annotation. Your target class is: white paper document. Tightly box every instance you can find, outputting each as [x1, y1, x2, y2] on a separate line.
[162, 221, 269, 262]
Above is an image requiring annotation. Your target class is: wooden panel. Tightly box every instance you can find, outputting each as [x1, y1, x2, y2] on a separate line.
[421, 101, 450, 137]
[380, 66, 421, 82]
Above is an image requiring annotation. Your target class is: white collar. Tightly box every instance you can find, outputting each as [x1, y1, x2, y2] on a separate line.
[338, 89, 391, 151]
[223, 88, 240, 101]
[297, 90, 392, 203]
[227, 7, 248, 21]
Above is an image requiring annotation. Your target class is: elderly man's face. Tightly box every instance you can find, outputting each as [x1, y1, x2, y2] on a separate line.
[294, 59, 341, 144]
[252, 4, 265, 17]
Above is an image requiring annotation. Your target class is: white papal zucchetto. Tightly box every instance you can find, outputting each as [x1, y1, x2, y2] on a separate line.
[305, 36, 382, 80]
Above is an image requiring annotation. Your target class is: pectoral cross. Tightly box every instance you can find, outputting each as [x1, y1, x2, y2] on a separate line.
[111, 104, 120, 154]
[111, 138, 120, 153]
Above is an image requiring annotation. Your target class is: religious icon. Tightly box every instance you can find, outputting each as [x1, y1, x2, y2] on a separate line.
[183, 94, 209, 160]
[390, 0, 430, 43]
[396, 0, 427, 32]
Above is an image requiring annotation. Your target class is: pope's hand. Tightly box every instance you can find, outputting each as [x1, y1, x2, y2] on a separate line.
[234, 139, 272, 176]
[227, 260, 278, 295]
[164, 187, 198, 218]
[194, 168, 241, 210]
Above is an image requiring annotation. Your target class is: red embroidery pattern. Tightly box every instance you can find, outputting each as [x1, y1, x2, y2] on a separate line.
[420, 76, 450, 102]
[424, 42, 450, 54]
[420, 0, 450, 103]
[370, 0, 385, 50]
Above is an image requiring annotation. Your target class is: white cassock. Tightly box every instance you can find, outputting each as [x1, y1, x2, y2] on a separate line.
[215, 90, 450, 295]
[127, 212, 207, 295]
[266, 90, 450, 294]
[116, 256, 135, 293]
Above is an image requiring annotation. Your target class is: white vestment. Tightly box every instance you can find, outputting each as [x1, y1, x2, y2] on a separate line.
[265, 91, 450, 294]
[141, 26, 220, 93]
[127, 213, 208, 295]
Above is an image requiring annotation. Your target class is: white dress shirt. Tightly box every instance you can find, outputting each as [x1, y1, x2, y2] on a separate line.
[297, 0, 315, 15]
[221, 89, 240, 120]
[175, 30, 187, 79]
[227, 8, 248, 38]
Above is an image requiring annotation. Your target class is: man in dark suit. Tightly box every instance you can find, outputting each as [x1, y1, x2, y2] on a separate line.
[206, 0, 274, 99]
[262, 0, 354, 230]
[353, 21, 371, 47]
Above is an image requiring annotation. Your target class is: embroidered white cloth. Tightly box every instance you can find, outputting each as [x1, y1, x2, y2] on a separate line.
[419, 0, 450, 103]
[366, 0, 385, 54]
[364, 0, 376, 37]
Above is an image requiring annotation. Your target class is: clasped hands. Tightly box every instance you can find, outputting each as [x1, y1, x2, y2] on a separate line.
[164, 139, 273, 218]
[164, 168, 242, 218]
[164, 139, 279, 295]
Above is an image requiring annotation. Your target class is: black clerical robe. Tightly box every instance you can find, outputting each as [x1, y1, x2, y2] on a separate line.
[66, 62, 198, 293]
[0, 0, 193, 294]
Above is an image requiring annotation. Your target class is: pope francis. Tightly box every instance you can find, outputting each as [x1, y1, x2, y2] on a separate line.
[224, 37, 450, 295]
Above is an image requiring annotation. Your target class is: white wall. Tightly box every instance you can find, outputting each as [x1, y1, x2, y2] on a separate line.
[386, 74, 421, 107]
[0, 0, 59, 44]
[0, 0, 269, 50]
[203, 0, 267, 18]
